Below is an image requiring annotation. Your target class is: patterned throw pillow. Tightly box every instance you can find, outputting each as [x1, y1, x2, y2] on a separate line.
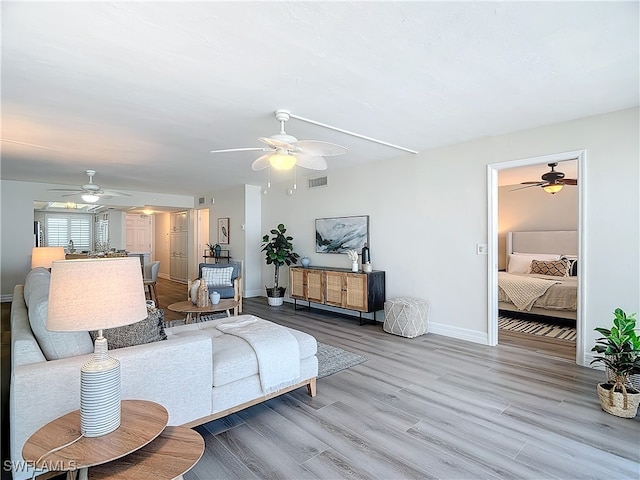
[530, 259, 568, 277]
[202, 266, 234, 287]
[90, 307, 166, 350]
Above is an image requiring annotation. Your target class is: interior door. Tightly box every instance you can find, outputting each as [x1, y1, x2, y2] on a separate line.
[126, 215, 152, 256]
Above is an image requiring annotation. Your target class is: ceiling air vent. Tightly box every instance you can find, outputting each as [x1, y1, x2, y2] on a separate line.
[198, 197, 205, 205]
[308, 176, 328, 189]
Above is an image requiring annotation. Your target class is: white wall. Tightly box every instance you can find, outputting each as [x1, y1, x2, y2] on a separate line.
[260, 107, 639, 363]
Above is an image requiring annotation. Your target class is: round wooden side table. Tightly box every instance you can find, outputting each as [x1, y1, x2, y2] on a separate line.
[168, 298, 240, 323]
[22, 400, 203, 480]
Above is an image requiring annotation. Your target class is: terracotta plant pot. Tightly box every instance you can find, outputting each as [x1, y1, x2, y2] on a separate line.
[597, 383, 640, 418]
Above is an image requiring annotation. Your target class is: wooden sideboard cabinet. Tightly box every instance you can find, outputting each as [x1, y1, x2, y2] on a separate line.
[289, 266, 386, 324]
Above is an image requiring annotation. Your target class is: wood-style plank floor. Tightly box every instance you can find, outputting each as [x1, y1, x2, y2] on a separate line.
[153, 279, 639, 480]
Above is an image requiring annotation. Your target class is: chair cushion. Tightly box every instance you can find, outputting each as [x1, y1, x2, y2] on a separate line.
[198, 262, 240, 281]
[201, 266, 234, 287]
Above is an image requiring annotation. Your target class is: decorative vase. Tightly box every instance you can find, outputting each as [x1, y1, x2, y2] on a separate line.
[214, 244, 222, 258]
[352, 261, 358, 272]
[597, 383, 640, 418]
[209, 291, 221, 305]
[197, 281, 209, 308]
[301, 256, 311, 267]
[363, 262, 372, 273]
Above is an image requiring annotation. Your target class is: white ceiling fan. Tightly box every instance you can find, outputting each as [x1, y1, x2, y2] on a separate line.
[47, 170, 131, 203]
[210, 110, 349, 171]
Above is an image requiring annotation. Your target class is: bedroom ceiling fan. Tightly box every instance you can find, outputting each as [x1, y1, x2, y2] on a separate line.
[210, 110, 348, 171]
[47, 170, 131, 203]
[511, 163, 577, 194]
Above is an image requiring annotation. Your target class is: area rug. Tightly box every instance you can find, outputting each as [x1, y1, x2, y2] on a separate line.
[316, 342, 368, 378]
[498, 313, 576, 341]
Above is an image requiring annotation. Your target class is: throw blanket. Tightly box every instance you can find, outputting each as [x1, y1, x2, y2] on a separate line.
[216, 316, 300, 394]
[498, 272, 560, 311]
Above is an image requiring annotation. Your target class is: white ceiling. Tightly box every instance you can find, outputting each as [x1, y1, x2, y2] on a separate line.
[1, 1, 637, 197]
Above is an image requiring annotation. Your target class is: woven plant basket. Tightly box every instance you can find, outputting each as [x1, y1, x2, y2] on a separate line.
[267, 296, 284, 306]
[597, 383, 640, 418]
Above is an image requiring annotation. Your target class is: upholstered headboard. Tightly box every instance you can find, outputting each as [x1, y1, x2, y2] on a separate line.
[507, 230, 578, 257]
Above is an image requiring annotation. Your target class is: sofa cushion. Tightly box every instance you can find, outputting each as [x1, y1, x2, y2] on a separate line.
[165, 316, 317, 387]
[91, 307, 167, 350]
[23, 267, 51, 305]
[27, 282, 94, 361]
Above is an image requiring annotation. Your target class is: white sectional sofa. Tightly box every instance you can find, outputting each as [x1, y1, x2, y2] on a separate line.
[9, 268, 318, 480]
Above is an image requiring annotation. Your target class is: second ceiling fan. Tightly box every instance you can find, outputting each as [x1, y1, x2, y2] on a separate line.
[512, 162, 577, 194]
[210, 110, 348, 171]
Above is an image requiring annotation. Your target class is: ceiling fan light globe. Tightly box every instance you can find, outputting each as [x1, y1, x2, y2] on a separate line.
[543, 183, 563, 194]
[81, 194, 100, 203]
[269, 154, 297, 170]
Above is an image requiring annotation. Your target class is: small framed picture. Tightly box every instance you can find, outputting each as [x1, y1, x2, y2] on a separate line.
[218, 218, 229, 244]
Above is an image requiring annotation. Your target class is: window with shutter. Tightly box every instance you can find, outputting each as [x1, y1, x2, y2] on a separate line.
[45, 214, 93, 251]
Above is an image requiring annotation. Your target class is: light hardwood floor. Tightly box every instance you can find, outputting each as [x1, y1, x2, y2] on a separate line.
[149, 279, 640, 480]
[3, 279, 638, 479]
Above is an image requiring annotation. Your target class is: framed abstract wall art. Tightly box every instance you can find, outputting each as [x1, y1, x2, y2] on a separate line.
[315, 215, 369, 253]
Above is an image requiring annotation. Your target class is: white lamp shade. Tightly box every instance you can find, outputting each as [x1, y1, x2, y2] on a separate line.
[31, 247, 66, 269]
[47, 257, 147, 332]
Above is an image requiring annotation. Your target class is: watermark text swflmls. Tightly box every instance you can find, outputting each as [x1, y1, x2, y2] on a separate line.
[3, 459, 78, 472]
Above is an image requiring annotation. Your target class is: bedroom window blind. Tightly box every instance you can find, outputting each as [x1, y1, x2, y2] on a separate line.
[45, 213, 92, 251]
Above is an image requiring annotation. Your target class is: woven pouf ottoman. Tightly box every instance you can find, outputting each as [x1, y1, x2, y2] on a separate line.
[383, 297, 430, 338]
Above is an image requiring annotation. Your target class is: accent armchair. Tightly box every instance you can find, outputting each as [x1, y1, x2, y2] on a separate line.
[197, 261, 243, 313]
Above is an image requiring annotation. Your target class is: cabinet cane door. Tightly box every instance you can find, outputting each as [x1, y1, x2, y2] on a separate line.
[290, 268, 305, 299]
[344, 273, 368, 311]
[324, 271, 345, 307]
[306, 270, 324, 303]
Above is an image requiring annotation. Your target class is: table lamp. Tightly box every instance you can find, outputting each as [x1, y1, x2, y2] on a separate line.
[31, 246, 65, 269]
[47, 257, 148, 437]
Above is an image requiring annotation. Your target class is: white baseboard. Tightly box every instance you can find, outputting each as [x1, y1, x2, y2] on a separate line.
[428, 322, 489, 345]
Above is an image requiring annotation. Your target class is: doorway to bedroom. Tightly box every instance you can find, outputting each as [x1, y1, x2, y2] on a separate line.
[487, 150, 585, 364]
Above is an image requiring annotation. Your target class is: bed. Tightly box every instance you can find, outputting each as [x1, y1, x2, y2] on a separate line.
[498, 230, 578, 320]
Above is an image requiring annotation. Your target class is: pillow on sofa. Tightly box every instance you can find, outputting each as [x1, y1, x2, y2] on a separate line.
[28, 285, 94, 361]
[202, 266, 234, 287]
[91, 307, 167, 350]
[23, 267, 52, 305]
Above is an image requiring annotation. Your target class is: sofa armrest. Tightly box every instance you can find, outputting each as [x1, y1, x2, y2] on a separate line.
[9, 335, 212, 479]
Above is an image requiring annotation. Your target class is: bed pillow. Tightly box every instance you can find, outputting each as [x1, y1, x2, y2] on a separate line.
[202, 266, 234, 287]
[561, 255, 578, 276]
[530, 259, 568, 277]
[507, 253, 561, 274]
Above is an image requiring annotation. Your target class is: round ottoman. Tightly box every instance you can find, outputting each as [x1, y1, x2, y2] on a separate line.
[383, 297, 430, 338]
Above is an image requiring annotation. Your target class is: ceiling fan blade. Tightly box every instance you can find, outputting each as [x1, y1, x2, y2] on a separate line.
[510, 184, 541, 192]
[560, 178, 578, 185]
[251, 154, 272, 171]
[258, 137, 295, 150]
[293, 154, 328, 170]
[520, 181, 545, 185]
[100, 190, 131, 197]
[210, 147, 269, 154]
[295, 140, 348, 157]
[47, 188, 83, 193]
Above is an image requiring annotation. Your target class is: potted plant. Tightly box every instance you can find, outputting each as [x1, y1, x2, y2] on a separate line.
[206, 242, 221, 258]
[261, 223, 299, 306]
[590, 308, 640, 418]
